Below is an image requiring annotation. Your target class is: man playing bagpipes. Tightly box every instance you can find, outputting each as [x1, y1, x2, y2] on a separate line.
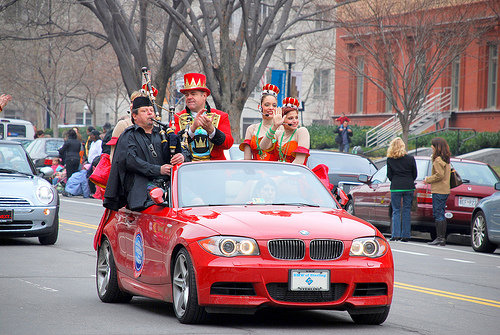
[174, 73, 234, 161]
[103, 96, 184, 212]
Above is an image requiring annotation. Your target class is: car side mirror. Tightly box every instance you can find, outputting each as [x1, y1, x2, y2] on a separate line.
[149, 187, 168, 206]
[358, 174, 369, 183]
[495, 182, 500, 191]
[39, 166, 54, 178]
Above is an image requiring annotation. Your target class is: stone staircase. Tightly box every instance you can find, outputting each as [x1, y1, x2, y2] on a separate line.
[365, 88, 452, 149]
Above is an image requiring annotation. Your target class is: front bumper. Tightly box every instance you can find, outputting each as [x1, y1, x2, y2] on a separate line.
[0, 205, 58, 237]
[188, 242, 393, 311]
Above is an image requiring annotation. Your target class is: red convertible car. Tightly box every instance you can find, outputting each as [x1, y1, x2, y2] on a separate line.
[94, 161, 393, 325]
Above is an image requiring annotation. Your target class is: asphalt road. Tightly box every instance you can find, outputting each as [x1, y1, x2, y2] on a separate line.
[1, 197, 499, 335]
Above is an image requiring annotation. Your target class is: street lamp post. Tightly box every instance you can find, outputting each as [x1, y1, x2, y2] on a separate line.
[284, 45, 296, 98]
[83, 105, 88, 126]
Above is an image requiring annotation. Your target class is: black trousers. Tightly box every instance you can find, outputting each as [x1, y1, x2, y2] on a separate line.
[65, 158, 80, 180]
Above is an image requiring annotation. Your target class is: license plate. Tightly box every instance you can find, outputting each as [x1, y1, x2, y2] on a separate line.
[289, 270, 330, 291]
[458, 196, 478, 208]
[0, 210, 13, 223]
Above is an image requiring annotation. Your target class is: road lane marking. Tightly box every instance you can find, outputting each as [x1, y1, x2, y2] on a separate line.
[18, 279, 58, 292]
[60, 198, 103, 207]
[64, 228, 82, 233]
[60, 218, 98, 230]
[392, 249, 428, 256]
[444, 258, 475, 263]
[395, 282, 500, 308]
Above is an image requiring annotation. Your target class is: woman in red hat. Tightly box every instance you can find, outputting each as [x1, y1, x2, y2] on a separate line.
[239, 84, 281, 161]
[260, 97, 310, 165]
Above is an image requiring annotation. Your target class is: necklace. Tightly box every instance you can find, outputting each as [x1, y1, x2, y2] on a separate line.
[255, 122, 264, 158]
[278, 128, 298, 162]
[255, 120, 273, 160]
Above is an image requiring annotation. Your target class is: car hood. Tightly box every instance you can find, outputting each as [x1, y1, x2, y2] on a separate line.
[0, 174, 52, 202]
[176, 206, 377, 240]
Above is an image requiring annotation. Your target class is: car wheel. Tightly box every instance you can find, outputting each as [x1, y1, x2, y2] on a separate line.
[471, 211, 497, 253]
[345, 200, 355, 215]
[172, 248, 207, 324]
[349, 306, 390, 325]
[96, 238, 132, 303]
[38, 212, 59, 245]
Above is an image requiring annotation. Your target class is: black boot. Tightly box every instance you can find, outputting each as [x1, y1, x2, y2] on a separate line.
[428, 220, 446, 246]
[438, 219, 447, 246]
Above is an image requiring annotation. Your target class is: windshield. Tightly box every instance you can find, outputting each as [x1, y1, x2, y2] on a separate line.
[177, 162, 338, 208]
[415, 159, 430, 180]
[451, 162, 499, 186]
[0, 144, 33, 175]
[46, 139, 64, 155]
[308, 152, 377, 175]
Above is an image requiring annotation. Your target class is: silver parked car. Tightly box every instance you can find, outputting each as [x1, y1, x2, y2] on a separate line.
[471, 182, 500, 253]
[0, 140, 59, 245]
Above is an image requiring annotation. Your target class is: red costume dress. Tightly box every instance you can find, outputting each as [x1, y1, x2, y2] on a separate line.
[174, 108, 233, 161]
[239, 123, 278, 161]
[275, 140, 310, 164]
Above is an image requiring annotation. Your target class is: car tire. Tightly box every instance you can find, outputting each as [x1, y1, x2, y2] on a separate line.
[96, 238, 132, 303]
[349, 306, 390, 325]
[471, 211, 497, 253]
[38, 212, 59, 245]
[345, 200, 355, 215]
[172, 248, 207, 324]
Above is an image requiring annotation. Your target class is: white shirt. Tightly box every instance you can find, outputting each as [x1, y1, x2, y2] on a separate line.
[88, 139, 102, 164]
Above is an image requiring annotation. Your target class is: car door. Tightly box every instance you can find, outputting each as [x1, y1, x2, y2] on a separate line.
[369, 165, 392, 222]
[351, 166, 387, 221]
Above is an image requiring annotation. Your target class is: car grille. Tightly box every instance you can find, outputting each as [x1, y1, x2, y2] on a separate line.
[266, 283, 348, 303]
[310, 240, 344, 260]
[353, 283, 388, 297]
[0, 221, 34, 230]
[268, 239, 305, 260]
[210, 282, 256, 296]
[0, 197, 31, 207]
[268, 239, 345, 260]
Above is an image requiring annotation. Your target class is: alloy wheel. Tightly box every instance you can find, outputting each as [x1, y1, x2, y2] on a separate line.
[173, 253, 190, 317]
[472, 214, 486, 249]
[97, 240, 111, 297]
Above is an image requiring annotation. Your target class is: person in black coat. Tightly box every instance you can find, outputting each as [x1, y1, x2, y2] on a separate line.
[387, 137, 417, 242]
[58, 129, 82, 179]
[103, 96, 184, 212]
[335, 120, 353, 153]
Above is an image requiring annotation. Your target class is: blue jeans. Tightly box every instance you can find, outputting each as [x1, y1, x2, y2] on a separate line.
[391, 191, 414, 238]
[432, 193, 449, 222]
[341, 143, 350, 153]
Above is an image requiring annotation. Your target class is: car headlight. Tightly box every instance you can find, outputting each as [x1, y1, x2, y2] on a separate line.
[198, 236, 260, 257]
[36, 185, 54, 204]
[349, 237, 388, 258]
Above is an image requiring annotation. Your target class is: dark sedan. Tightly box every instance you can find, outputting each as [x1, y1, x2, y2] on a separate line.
[307, 150, 378, 194]
[348, 156, 500, 238]
[26, 137, 65, 167]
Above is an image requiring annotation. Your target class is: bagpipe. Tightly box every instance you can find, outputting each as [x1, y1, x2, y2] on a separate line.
[141, 67, 184, 161]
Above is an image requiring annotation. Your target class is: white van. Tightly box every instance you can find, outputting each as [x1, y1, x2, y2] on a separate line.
[0, 118, 36, 141]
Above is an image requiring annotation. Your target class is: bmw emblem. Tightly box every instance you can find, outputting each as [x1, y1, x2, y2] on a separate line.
[299, 230, 310, 236]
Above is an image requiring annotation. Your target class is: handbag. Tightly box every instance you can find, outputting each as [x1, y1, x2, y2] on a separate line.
[89, 153, 111, 189]
[450, 167, 463, 189]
